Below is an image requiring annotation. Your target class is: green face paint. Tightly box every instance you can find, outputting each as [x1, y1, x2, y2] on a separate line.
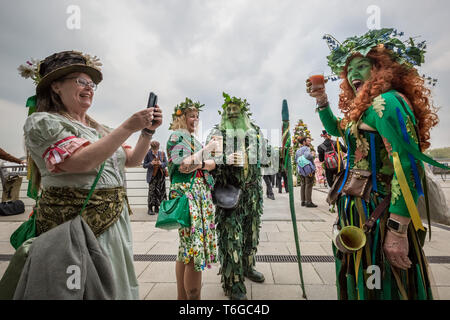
[347, 57, 372, 95]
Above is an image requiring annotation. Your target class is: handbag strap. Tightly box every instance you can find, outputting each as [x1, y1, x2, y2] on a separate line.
[79, 161, 106, 216]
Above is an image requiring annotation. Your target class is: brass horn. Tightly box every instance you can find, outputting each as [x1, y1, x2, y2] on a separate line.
[332, 223, 367, 254]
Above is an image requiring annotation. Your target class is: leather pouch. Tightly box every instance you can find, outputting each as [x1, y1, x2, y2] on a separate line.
[343, 169, 372, 202]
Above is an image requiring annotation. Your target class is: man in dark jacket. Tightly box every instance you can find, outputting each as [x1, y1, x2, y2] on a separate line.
[317, 130, 347, 187]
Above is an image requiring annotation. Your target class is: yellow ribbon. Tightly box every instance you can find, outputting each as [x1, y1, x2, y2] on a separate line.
[392, 152, 424, 231]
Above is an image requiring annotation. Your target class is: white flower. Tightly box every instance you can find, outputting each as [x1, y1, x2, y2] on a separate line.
[82, 53, 102, 70]
[18, 64, 35, 79]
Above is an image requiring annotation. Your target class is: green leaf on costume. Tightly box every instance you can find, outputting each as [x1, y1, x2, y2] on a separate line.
[225, 262, 232, 277]
[233, 251, 239, 263]
[406, 117, 419, 145]
[372, 95, 386, 118]
[391, 176, 401, 204]
[379, 149, 394, 175]
[355, 159, 369, 170]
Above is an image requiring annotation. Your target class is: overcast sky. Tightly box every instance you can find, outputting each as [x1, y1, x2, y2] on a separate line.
[1, 0, 449, 158]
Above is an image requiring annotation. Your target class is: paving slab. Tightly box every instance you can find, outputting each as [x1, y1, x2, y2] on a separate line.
[200, 283, 228, 300]
[271, 263, 322, 285]
[139, 283, 155, 300]
[429, 265, 450, 286]
[145, 283, 177, 300]
[202, 264, 222, 284]
[435, 286, 450, 300]
[139, 262, 176, 283]
[312, 263, 337, 285]
[256, 242, 291, 255]
[134, 261, 151, 278]
[148, 241, 179, 254]
[251, 284, 305, 300]
[132, 241, 157, 255]
[303, 284, 338, 300]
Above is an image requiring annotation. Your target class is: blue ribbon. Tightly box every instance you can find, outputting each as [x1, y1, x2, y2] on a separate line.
[369, 133, 378, 193]
[395, 108, 424, 197]
[361, 199, 369, 219]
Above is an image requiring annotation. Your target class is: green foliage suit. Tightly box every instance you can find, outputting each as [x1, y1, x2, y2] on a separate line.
[207, 96, 268, 296]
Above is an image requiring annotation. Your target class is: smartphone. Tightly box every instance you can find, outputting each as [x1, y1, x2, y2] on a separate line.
[147, 92, 158, 124]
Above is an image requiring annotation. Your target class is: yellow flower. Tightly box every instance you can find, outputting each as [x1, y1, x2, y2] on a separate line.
[184, 258, 190, 264]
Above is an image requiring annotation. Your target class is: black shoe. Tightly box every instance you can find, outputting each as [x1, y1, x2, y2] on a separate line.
[268, 194, 275, 200]
[301, 201, 306, 206]
[147, 209, 154, 215]
[306, 202, 318, 208]
[244, 269, 265, 283]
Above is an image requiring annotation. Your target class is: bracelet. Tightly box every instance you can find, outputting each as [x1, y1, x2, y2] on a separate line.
[201, 160, 206, 169]
[315, 104, 329, 112]
[141, 129, 153, 139]
[387, 227, 408, 238]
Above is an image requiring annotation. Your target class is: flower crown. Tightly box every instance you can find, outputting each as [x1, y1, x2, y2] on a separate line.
[171, 97, 204, 120]
[324, 28, 437, 86]
[219, 92, 251, 116]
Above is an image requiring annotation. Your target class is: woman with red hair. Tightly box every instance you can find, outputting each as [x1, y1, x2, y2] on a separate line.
[307, 29, 446, 300]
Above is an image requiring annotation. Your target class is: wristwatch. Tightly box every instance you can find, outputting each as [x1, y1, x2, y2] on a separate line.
[387, 217, 408, 234]
[142, 128, 155, 134]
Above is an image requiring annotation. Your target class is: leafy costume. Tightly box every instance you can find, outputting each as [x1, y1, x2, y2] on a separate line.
[319, 28, 447, 300]
[207, 93, 268, 298]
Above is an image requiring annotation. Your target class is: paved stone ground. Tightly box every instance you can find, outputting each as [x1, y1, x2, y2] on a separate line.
[1, 184, 450, 300]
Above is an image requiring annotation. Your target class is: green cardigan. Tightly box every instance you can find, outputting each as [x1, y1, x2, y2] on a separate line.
[318, 90, 422, 218]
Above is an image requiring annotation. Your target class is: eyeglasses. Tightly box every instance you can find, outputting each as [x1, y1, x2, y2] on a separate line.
[64, 77, 97, 91]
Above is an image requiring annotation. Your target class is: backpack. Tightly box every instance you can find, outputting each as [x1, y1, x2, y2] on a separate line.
[297, 155, 315, 177]
[324, 141, 339, 170]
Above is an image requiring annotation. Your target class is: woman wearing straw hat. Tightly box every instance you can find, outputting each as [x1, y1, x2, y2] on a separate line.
[19, 50, 162, 299]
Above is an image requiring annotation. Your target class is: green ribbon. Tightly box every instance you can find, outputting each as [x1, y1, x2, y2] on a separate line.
[26, 95, 37, 116]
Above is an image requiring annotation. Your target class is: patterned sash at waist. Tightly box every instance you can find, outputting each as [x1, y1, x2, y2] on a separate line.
[36, 186, 132, 237]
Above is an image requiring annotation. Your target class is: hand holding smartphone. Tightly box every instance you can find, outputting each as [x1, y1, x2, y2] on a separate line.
[147, 92, 158, 125]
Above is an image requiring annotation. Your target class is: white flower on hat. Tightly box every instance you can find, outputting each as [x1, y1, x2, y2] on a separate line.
[81, 53, 102, 70]
[17, 58, 41, 84]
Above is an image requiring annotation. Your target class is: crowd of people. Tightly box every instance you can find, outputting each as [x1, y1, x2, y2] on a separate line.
[0, 27, 446, 301]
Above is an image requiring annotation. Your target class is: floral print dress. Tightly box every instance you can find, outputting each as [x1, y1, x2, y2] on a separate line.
[167, 130, 218, 272]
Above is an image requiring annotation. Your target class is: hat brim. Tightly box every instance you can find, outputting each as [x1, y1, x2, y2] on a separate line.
[36, 64, 102, 94]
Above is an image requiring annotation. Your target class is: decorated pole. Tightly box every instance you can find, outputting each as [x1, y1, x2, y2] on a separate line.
[281, 99, 307, 299]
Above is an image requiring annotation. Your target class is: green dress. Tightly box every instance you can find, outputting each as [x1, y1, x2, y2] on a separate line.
[319, 90, 434, 300]
[166, 130, 218, 272]
[24, 112, 139, 300]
